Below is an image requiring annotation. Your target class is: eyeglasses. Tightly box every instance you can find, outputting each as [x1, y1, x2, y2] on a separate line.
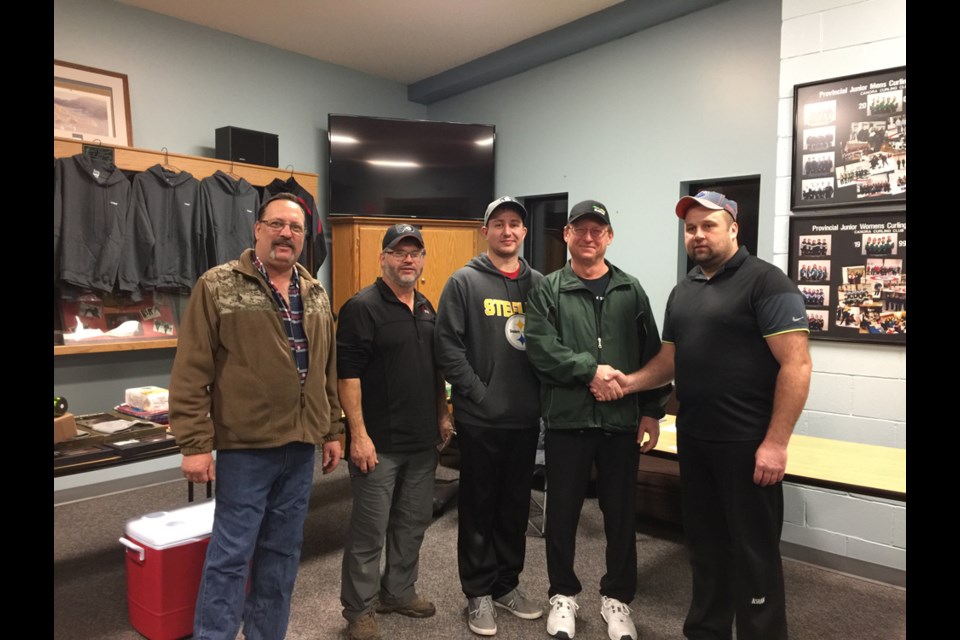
[567, 226, 608, 239]
[384, 249, 426, 260]
[260, 219, 306, 236]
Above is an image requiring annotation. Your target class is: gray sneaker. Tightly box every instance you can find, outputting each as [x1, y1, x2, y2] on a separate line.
[494, 587, 544, 620]
[468, 595, 497, 636]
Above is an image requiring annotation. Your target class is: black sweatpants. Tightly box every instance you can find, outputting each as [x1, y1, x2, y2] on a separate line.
[545, 429, 640, 603]
[457, 422, 540, 598]
[677, 432, 787, 640]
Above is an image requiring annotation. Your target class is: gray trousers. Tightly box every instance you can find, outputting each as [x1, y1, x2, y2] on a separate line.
[340, 448, 437, 622]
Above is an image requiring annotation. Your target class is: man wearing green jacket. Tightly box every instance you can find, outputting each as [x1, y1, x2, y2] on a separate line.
[526, 200, 669, 640]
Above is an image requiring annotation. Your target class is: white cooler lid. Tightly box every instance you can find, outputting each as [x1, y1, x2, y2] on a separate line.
[124, 499, 216, 550]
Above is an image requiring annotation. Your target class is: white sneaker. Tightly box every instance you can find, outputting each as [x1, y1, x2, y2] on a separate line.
[600, 596, 637, 640]
[546, 594, 579, 639]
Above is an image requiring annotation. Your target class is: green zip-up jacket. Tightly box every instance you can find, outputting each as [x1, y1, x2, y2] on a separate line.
[525, 260, 670, 432]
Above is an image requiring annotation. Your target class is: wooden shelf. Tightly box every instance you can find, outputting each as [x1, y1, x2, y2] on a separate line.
[54, 339, 178, 356]
[53, 137, 319, 201]
[652, 416, 906, 500]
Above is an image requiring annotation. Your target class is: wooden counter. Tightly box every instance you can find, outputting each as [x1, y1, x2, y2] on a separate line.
[651, 416, 906, 501]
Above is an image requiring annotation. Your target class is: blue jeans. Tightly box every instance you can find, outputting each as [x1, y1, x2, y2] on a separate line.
[194, 442, 316, 640]
[340, 448, 437, 622]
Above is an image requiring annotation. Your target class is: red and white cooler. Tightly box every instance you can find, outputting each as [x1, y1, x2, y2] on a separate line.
[120, 499, 216, 640]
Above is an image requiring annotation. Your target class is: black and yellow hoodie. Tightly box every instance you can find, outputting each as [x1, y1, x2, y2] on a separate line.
[434, 254, 543, 429]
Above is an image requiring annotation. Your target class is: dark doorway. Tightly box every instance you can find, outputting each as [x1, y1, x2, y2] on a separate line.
[522, 193, 568, 275]
[680, 176, 761, 276]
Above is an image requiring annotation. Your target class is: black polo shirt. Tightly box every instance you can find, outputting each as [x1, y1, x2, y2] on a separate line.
[662, 247, 808, 441]
[336, 278, 440, 453]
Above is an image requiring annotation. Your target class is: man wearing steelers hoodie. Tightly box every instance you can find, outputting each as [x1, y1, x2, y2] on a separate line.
[435, 197, 545, 636]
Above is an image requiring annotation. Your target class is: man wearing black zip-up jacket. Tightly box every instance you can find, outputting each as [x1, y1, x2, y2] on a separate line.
[435, 197, 545, 636]
[526, 200, 669, 640]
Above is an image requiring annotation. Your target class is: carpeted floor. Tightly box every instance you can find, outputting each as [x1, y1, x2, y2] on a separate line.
[54, 461, 906, 639]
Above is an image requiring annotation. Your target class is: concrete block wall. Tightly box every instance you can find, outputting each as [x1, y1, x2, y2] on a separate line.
[776, 0, 906, 570]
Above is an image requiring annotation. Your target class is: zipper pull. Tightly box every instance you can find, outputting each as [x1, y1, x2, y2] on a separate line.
[300, 387, 306, 409]
[598, 337, 602, 350]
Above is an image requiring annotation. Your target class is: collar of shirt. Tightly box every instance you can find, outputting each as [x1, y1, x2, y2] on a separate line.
[688, 245, 749, 282]
[252, 255, 300, 309]
[252, 255, 309, 384]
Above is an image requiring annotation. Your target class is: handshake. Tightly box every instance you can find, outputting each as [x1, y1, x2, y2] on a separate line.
[589, 364, 633, 401]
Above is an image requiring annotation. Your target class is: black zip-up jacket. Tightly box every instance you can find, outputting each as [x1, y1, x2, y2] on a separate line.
[197, 171, 259, 277]
[54, 154, 132, 293]
[124, 164, 201, 292]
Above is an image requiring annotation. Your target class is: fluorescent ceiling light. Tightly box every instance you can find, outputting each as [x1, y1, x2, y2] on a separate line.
[367, 159, 420, 168]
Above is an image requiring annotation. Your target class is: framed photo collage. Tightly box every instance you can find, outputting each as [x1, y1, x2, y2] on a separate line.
[789, 67, 905, 345]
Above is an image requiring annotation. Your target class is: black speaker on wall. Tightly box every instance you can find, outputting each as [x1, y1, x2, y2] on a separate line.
[215, 126, 279, 167]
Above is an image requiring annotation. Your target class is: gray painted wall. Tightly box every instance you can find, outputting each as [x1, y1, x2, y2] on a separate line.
[426, 0, 783, 324]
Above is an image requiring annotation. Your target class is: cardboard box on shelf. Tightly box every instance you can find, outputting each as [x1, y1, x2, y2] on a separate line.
[53, 412, 77, 444]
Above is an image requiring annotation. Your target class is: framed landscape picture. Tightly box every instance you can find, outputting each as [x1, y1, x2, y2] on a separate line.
[54, 60, 133, 147]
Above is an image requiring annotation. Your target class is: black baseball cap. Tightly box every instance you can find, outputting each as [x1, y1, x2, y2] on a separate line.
[568, 200, 612, 229]
[382, 223, 424, 250]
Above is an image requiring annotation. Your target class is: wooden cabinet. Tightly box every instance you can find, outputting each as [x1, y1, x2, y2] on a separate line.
[329, 216, 486, 314]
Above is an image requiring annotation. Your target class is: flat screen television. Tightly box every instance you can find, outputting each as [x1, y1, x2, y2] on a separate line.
[328, 114, 495, 219]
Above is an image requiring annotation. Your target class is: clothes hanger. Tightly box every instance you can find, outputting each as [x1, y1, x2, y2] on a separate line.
[82, 139, 113, 166]
[160, 147, 181, 174]
[225, 160, 241, 181]
[284, 164, 299, 187]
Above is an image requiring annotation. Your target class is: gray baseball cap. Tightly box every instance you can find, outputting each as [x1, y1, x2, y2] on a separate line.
[483, 196, 528, 226]
[675, 191, 739, 220]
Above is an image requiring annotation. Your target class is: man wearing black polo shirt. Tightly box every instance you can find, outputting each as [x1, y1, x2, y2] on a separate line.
[615, 191, 811, 640]
[337, 224, 455, 640]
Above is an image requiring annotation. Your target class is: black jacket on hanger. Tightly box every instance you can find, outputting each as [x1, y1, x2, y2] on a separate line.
[263, 177, 327, 272]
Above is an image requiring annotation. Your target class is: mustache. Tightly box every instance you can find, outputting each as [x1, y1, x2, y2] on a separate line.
[272, 238, 295, 249]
